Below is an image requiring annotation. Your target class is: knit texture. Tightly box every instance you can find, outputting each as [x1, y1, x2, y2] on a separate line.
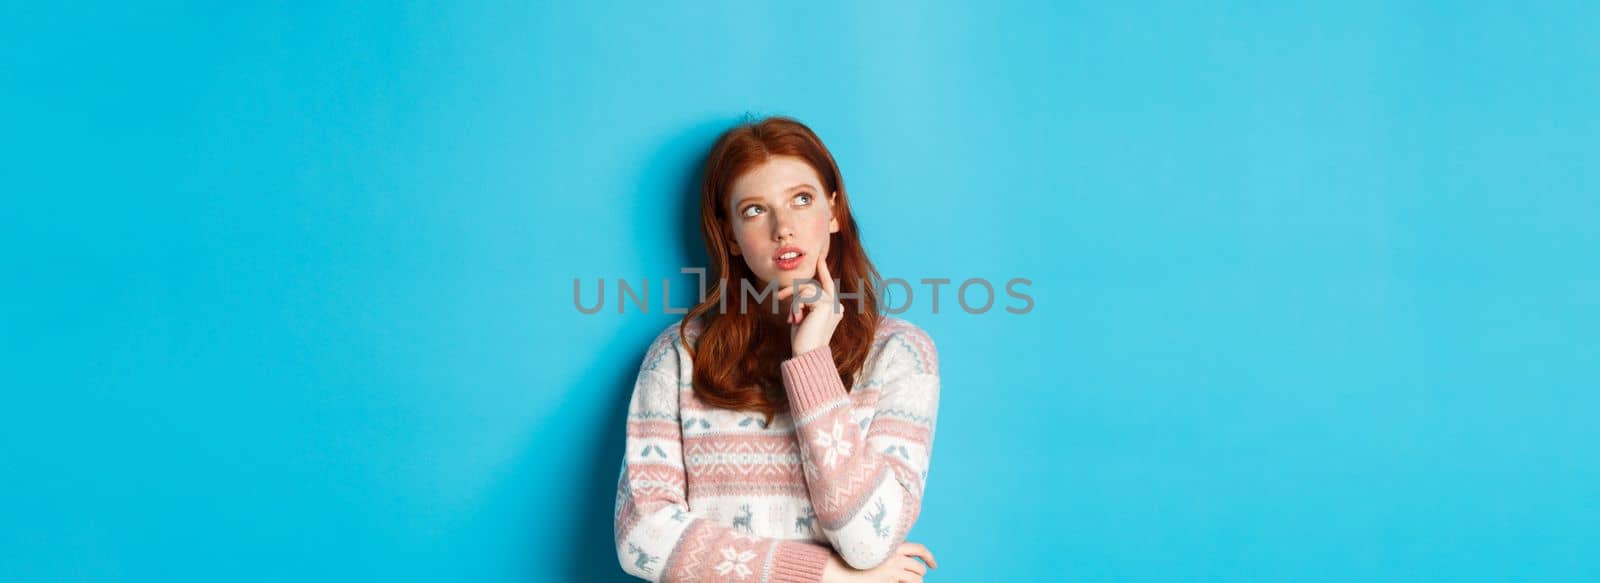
[614, 316, 941, 582]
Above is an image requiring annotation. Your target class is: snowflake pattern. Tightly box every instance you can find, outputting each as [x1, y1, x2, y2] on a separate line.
[715, 546, 756, 579]
[813, 420, 853, 468]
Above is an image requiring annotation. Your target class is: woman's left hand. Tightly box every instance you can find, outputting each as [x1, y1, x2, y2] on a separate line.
[777, 238, 844, 357]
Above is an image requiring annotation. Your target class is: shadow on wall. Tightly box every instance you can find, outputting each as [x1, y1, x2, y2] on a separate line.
[553, 116, 735, 581]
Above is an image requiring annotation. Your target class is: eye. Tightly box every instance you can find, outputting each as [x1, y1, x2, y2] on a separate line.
[741, 205, 764, 218]
[795, 193, 813, 206]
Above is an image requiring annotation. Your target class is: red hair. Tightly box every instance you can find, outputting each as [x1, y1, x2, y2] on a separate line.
[679, 116, 883, 425]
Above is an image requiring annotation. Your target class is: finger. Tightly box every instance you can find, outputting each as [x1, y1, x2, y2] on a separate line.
[900, 557, 928, 576]
[818, 289, 839, 315]
[794, 280, 823, 304]
[816, 242, 835, 295]
[898, 543, 936, 569]
[791, 287, 808, 324]
[784, 279, 816, 300]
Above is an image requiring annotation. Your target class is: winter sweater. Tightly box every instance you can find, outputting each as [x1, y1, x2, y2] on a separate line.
[613, 315, 941, 582]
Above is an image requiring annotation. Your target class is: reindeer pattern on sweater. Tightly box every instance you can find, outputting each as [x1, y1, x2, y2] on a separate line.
[613, 316, 940, 582]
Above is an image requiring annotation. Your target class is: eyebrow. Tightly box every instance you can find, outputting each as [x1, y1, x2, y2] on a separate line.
[735, 184, 815, 207]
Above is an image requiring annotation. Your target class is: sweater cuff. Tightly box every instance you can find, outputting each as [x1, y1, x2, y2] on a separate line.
[781, 345, 850, 414]
[769, 540, 831, 583]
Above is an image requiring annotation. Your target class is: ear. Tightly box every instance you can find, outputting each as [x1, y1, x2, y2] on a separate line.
[828, 191, 841, 233]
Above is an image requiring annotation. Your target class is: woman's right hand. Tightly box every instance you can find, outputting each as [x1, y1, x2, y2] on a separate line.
[822, 543, 938, 582]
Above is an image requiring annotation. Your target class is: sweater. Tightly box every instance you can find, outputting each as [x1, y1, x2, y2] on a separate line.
[613, 315, 941, 582]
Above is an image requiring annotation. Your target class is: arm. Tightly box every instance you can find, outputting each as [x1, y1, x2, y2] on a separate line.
[780, 328, 941, 570]
[615, 329, 833, 583]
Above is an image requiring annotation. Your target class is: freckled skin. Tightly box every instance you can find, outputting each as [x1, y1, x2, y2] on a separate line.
[726, 155, 840, 298]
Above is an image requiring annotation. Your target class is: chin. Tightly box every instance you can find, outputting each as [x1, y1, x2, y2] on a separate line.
[759, 267, 816, 289]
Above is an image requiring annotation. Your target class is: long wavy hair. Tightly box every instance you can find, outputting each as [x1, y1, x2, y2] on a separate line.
[679, 116, 883, 425]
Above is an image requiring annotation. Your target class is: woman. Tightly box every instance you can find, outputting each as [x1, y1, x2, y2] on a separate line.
[614, 117, 942, 582]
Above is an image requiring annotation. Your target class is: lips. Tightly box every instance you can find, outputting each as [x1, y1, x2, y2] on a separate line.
[773, 245, 805, 271]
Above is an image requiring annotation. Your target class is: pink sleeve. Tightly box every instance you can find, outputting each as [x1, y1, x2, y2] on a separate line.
[780, 327, 941, 570]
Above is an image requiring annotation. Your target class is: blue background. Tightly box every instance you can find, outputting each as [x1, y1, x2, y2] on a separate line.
[3, 2, 1596, 581]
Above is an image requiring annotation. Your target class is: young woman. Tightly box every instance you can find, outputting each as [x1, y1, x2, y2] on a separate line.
[614, 117, 941, 582]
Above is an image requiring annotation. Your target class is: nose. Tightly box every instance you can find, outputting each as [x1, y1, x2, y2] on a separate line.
[770, 208, 796, 242]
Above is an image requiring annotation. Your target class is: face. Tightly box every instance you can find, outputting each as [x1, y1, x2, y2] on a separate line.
[726, 155, 840, 292]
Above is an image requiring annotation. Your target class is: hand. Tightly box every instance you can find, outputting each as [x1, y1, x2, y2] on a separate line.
[821, 543, 938, 583]
[777, 238, 845, 356]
